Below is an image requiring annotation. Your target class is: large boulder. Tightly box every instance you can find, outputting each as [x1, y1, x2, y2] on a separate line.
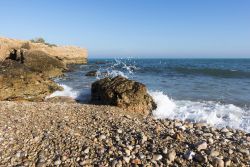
[0, 60, 62, 101]
[91, 76, 156, 115]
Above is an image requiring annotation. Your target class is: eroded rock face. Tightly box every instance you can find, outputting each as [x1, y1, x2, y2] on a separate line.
[0, 37, 88, 64]
[91, 76, 156, 115]
[0, 60, 62, 101]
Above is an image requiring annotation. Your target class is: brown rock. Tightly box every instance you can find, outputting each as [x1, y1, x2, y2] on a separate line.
[0, 37, 87, 64]
[0, 60, 62, 101]
[91, 76, 156, 115]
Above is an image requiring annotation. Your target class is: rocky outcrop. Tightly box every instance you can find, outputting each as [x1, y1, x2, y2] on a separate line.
[91, 76, 156, 115]
[0, 37, 88, 64]
[0, 36, 88, 101]
[0, 60, 62, 101]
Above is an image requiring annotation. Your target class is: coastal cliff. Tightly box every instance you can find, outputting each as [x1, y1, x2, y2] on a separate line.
[0, 37, 88, 64]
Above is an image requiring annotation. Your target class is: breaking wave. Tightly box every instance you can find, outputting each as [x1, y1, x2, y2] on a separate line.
[150, 91, 250, 132]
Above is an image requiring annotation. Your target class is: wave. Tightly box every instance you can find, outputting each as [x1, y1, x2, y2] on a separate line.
[150, 91, 250, 132]
[173, 67, 250, 78]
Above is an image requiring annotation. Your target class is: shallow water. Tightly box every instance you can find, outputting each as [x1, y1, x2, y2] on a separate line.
[49, 58, 250, 132]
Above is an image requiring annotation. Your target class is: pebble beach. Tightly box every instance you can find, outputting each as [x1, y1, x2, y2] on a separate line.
[0, 101, 249, 166]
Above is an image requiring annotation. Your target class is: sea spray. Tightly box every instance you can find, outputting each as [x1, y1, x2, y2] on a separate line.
[150, 91, 249, 132]
[47, 84, 79, 99]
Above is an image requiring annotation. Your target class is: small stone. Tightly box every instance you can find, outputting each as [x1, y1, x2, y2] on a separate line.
[139, 153, 145, 159]
[117, 129, 123, 134]
[123, 156, 130, 163]
[141, 133, 147, 144]
[208, 138, 214, 144]
[220, 127, 229, 133]
[62, 156, 68, 161]
[54, 159, 61, 166]
[209, 149, 220, 157]
[224, 158, 231, 167]
[162, 147, 168, 154]
[83, 147, 90, 154]
[228, 149, 233, 154]
[184, 150, 195, 160]
[195, 141, 208, 151]
[125, 149, 131, 156]
[232, 157, 240, 163]
[99, 135, 106, 140]
[153, 154, 162, 161]
[167, 150, 176, 162]
[212, 157, 224, 167]
[131, 159, 142, 164]
[239, 148, 249, 156]
[194, 154, 207, 163]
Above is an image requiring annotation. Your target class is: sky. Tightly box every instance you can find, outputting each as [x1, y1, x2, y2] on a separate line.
[0, 0, 250, 58]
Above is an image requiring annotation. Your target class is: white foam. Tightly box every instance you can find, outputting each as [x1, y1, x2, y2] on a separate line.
[150, 91, 250, 132]
[46, 84, 79, 99]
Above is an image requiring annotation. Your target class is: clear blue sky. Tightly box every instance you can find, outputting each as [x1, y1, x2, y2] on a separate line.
[0, 0, 250, 58]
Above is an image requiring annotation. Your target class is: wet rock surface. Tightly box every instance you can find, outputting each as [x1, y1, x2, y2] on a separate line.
[91, 76, 156, 115]
[0, 101, 249, 166]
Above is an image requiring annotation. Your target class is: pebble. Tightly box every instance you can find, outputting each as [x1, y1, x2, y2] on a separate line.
[123, 156, 130, 163]
[184, 150, 195, 160]
[167, 150, 176, 162]
[239, 148, 249, 156]
[83, 147, 90, 154]
[99, 134, 106, 140]
[212, 157, 224, 167]
[220, 127, 229, 133]
[117, 129, 123, 134]
[209, 149, 220, 157]
[54, 159, 61, 166]
[195, 141, 208, 151]
[162, 147, 168, 154]
[153, 154, 162, 161]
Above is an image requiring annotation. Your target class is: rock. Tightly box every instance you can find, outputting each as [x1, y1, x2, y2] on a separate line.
[195, 141, 208, 151]
[220, 127, 229, 133]
[167, 150, 176, 162]
[194, 153, 207, 163]
[0, 37, 88, 65]
[239, 148, 249, 156]
[212, 157, 224, 167]
[99, 135, 106, 140]
[184, 150, 195, 160]
[117, 129, 123, 134]
[123, 156, 130, 163]
[91, 76, 156, 115]
[209, 149, 220, 157]
[162, 147, 168, 154]
[23, 50, 66, 78]
[141, 133, 147, 144]
[224, 158, 231, 167]
[54, 158, 61, 166]
[85, 70, 98, 77]
[0, 60, 62, 101]
[153, 154, 162, 161]
[83, 147, 90, 154]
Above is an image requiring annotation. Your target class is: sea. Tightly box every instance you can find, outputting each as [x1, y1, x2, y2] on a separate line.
[48, 58, 250, 133]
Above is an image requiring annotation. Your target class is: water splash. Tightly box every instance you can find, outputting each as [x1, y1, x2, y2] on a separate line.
[150, 91, 250, 132]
